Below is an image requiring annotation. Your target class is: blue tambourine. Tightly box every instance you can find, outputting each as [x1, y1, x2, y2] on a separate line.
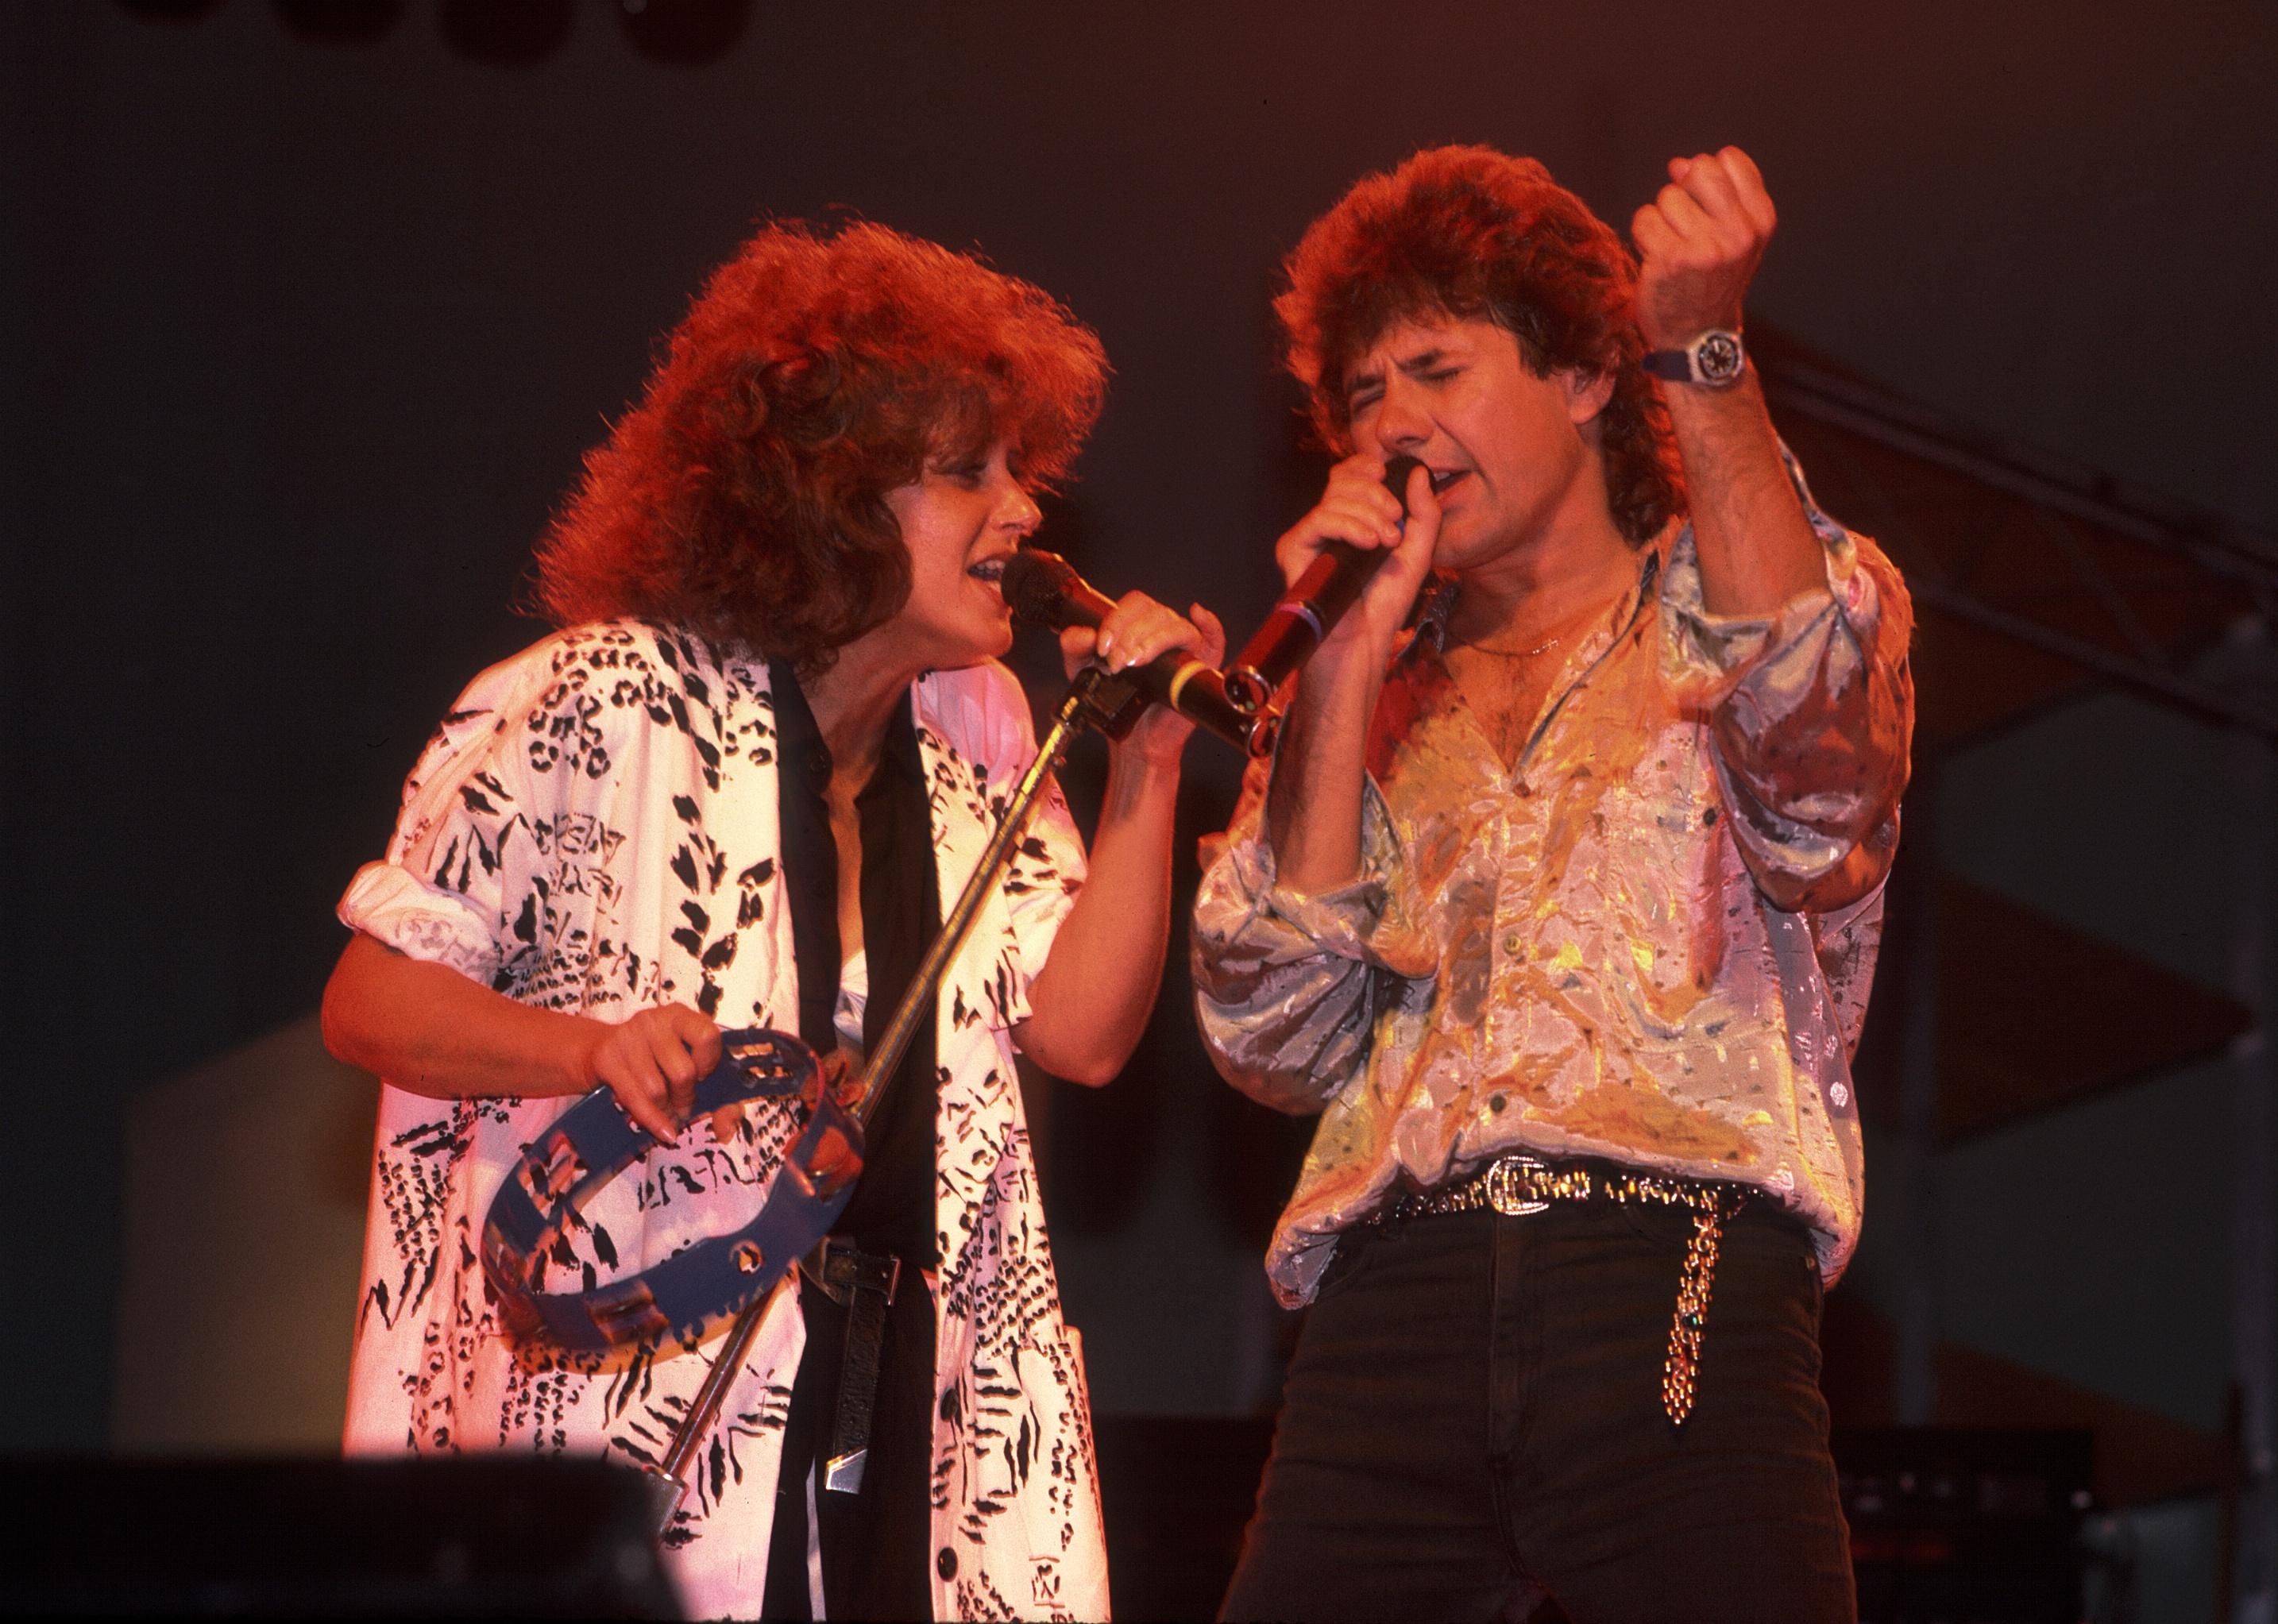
[479, 1027, 862, 1356]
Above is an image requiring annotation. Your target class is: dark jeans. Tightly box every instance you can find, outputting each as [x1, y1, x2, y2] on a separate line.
[1220, 1202, 1855, 1624]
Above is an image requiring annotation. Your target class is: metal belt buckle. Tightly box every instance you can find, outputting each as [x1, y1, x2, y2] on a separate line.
[1484, 1155, 1550, 1217]
[807, 1237, 902, 1306]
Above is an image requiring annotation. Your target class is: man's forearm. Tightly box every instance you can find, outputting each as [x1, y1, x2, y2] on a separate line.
[1628, 145, 1825, 616]
[1663, 372, 1827, 618]
[1264, 648, 1385, 894]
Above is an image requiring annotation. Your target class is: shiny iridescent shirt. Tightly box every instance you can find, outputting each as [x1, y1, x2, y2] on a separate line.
[1192, 507, 1914, 1306]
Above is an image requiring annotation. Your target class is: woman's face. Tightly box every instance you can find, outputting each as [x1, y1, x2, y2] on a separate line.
[877, 438, 1041, 671]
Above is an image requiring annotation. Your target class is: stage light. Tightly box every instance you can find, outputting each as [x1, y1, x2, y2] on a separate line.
[616, 0, 751, 68]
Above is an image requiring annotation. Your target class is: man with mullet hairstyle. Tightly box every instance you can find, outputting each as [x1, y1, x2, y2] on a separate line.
[1194, 145, 1913, 1622]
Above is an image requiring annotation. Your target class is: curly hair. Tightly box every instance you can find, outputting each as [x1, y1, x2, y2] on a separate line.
[535, 221, 1108, 665]
[1276, 145, 1681, 545]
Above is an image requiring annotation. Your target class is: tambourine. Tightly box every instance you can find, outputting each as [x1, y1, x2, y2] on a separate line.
[478, 1027, 862, 1355]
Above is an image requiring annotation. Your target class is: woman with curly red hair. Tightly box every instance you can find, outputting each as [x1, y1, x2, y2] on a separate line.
[322, 220, 1216, 1620]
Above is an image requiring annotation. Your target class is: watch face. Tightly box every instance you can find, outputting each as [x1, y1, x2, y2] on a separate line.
[1696, 330, 1744, 384]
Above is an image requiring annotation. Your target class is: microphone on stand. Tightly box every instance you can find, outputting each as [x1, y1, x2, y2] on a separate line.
[999, 550, 1271, 756]
[1222, 454, 1425, 713]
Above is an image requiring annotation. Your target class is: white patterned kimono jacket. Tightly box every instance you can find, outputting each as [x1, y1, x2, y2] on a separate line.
[338, 620, 1110, 1622]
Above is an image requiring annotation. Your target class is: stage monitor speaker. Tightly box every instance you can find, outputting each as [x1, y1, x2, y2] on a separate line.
[0, 1456, 679, 1616]
[1836, 1427, 2095, 1624]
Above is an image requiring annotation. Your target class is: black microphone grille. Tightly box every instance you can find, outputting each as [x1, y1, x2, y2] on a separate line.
[999, 549, 1083, 627]
[1383, 454, 1424, 514]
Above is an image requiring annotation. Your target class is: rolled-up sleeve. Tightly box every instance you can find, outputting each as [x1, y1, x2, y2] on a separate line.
[338, 645, 575, 989]
[1662, 500, 1915, 914]
[1191, 756, 1407, 1114]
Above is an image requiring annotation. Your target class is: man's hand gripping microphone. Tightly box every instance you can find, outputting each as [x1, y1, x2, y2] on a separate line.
[1223, 455, 1424, 713]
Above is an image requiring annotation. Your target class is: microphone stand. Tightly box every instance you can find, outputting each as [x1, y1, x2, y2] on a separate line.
[646, 665, 1125, 1528]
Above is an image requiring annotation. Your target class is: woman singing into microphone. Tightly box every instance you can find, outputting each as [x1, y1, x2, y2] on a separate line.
[321, 220, 1221, 1622]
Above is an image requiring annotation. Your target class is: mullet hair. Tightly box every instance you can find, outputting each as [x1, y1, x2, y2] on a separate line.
[1276, 145, 1682, 545]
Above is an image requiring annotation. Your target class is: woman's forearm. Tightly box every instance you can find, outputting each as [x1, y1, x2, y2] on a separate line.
[320, 932, 596, 1100]
[1015, 749, 1182, 1086]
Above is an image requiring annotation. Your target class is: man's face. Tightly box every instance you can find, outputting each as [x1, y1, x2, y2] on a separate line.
[1341, 315, 1612, 573]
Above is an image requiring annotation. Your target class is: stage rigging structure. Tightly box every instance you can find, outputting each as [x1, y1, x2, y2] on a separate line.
[1753, 325, 2278, 1618]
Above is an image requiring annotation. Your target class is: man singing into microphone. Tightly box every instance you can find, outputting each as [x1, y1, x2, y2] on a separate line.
[1192, 146, 1913, 1621]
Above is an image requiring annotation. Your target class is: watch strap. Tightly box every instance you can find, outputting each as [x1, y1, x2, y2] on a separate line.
[1642, 329, 1747, 388]
[1641, 349, 1696, 384]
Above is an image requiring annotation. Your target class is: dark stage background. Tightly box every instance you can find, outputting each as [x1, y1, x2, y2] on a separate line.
[6, 1, 2277, 1613]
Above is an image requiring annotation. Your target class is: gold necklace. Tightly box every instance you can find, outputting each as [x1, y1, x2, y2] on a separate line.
[1458, 583, 1627, 661]
[1460, 630, 1566, 659]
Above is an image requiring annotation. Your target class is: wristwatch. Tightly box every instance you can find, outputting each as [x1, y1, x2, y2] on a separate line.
[1642, 329, 1747, 389]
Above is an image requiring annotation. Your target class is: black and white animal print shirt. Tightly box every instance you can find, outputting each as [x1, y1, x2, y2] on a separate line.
[338, 621, 1106, 1622]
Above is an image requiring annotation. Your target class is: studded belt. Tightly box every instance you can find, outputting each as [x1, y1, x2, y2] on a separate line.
[1377, 1153, 1758, 1427]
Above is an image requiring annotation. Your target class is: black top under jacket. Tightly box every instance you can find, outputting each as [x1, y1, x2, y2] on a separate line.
[768, 663, 943, 1267]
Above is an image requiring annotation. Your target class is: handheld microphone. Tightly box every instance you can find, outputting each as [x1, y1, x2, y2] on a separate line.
[999, 550, 1269, 756]
[1222, 454, 1425, 713]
